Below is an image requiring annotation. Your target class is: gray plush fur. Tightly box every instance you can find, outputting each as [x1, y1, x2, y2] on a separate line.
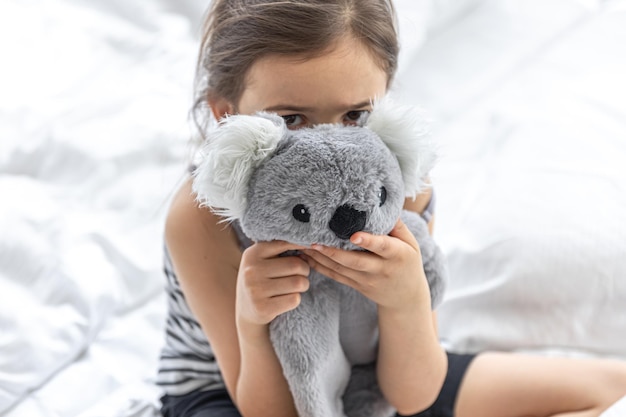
[193, 100, 447, 417]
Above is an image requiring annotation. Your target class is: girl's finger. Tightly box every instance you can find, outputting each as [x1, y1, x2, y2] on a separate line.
[251, 240, 308, 258]
[268, 275, 310, 297]
[268, 292, 302, 316]
[248, 275, 309, 300]
[303, 248, 349, 276]
[349, 231, 395, 258]
[302, 253, 361, 291]
[349, 219, 418, 258]
[306, 245, 375, 273]
[387, 218, 420, 251]
[248, 255, 310, 279]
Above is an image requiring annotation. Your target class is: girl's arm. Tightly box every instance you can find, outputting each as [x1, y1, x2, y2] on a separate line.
[404, 184, 435, 233]
[374, 220, 447, 414]
[302, 219, 446, 414]
[165, 179, 304, 417]
[377, 310, 445, 414]
[301, 189, 446, 414]
[377, 190, 446, 414]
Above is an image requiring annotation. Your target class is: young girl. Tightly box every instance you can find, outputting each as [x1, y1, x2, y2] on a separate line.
[156, 1, 626, 416]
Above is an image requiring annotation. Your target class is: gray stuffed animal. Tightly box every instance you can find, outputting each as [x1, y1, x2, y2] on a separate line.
[192, 99, 447, 417]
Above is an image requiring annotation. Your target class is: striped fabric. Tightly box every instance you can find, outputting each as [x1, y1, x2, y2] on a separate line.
[156, 246, 226, 396]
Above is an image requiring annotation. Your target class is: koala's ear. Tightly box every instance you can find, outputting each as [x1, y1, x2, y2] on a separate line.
[365, 98, 437, 199]
[192, 113, 286, 221]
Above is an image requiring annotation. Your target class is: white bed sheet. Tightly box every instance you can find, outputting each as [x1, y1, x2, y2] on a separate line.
[1, 0, 625, 416]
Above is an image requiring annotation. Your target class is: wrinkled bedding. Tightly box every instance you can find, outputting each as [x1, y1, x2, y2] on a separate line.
[1, 0, 625, 416]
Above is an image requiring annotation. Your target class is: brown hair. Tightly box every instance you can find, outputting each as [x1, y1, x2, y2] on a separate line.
[192, 0, 399, 138]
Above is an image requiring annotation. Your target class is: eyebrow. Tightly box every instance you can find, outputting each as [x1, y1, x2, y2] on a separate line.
[264, 100, 373, 113]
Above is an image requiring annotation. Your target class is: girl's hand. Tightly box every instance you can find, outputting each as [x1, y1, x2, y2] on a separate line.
[302, 219, 430, 312]
[236, 241, 311, 327]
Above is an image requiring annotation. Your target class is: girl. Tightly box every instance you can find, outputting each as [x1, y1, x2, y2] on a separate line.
[157, 1, 626, 416]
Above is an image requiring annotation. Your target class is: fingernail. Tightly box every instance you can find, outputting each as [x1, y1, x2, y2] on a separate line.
[352, 236, 363, 245]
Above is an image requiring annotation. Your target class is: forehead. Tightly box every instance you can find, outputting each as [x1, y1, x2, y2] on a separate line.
[238, 37, 387, 113]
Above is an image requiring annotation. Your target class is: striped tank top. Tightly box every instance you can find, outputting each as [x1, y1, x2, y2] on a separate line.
[156, 221, 252, 396]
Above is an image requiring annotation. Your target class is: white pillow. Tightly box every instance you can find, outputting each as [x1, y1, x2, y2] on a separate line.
[434, 108, 626, 358]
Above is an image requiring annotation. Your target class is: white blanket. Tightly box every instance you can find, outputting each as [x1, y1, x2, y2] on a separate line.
[1, 0, 625, 416]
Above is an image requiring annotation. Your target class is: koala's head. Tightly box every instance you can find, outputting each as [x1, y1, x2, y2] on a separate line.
[193, 99, 436, 250]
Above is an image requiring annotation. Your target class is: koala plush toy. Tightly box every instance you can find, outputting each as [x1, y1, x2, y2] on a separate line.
[192, 99, 447, 417]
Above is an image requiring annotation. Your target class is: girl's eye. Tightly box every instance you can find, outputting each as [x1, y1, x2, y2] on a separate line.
[344, 110, 369, 125]
[281, 114, 306, 129]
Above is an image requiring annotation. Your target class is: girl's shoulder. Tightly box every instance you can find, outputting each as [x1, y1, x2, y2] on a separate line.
[165, 177, 241, 271]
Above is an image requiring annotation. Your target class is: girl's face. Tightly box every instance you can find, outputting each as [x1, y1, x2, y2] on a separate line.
[212, 36, 388, 129]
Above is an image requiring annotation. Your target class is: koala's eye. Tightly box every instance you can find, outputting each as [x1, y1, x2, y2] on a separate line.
[378, 186, 387, 207]
[292, 204, 311, 223]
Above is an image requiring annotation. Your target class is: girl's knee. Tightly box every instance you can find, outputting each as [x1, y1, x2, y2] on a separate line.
[589, 359, 626, 410]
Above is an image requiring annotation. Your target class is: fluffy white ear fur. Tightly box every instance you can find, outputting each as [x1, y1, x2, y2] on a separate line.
[192, 113, 286, 221]
[366, 98, 437, 199]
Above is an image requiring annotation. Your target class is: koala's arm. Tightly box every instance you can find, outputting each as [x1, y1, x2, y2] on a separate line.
[165, 179, 298, 417]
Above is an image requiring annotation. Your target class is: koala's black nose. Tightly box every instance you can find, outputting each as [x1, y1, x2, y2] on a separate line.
[329, 204, 366, 240]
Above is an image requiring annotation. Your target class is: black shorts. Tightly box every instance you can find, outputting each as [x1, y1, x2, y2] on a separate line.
[160, 352, 476, 417]
[409, 352, 476, 417]
[161, 388, 238, 417]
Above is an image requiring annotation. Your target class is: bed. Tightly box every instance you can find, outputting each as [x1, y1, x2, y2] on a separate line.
[1, 0, 625, 416]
